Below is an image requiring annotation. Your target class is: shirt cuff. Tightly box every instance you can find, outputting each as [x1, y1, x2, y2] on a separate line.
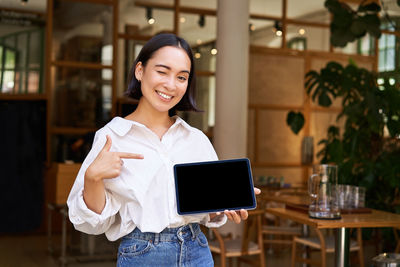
[203, 213, 228, 228]
[69, 188, 118, 228]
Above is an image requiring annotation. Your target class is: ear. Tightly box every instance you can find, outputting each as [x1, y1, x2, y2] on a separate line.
[135, 62, 143, 81]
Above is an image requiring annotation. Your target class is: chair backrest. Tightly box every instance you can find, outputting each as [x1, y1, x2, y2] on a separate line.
[211, 209, 264, 255]
[241, 209, 264, 254]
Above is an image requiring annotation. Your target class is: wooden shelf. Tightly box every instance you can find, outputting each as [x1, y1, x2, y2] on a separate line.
[249, 103, 304, 111]
[252, 162, 304, 168]
[197, 70, 215, 77]
[60, 0, 114, 5]
[118, 33, 152, 41]
[51, 60, 113, 70]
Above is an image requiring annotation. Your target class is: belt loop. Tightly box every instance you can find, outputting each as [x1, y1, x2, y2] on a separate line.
[188, 224, 195, 240]
[154, 233, 160, 245]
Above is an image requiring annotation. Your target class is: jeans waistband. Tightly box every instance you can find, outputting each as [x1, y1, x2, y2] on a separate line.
[124, 223, 201, 244]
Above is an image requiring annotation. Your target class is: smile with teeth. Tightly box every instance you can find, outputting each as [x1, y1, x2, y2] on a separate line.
[156, 90, 173, 100]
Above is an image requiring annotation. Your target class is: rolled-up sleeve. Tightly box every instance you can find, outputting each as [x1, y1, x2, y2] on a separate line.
[68, 188, 120, 235]
[67, 130, 120, 235]
[201, 213, 228, 228]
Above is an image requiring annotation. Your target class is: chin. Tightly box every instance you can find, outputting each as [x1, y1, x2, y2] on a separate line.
[154, 103, 177, 113]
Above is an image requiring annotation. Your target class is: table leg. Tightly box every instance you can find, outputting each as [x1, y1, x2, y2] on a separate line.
[301, 224, 310, 267]
[335, 227, 350, 267]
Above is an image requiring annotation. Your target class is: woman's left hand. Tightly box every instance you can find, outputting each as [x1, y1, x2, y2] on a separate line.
[221, 187, 261, 224]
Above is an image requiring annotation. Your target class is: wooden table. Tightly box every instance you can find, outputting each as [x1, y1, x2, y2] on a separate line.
[266, 207, 400, 267]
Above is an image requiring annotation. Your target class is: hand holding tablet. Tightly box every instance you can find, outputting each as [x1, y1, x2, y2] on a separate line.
[173, 158, 259, 219]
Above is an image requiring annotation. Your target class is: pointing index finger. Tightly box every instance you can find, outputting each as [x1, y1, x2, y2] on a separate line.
[116, 152, 144, 159]
[102, 135, 112, 152]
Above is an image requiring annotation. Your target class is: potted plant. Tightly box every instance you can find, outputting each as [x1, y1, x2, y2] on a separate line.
[286, 0, 400, 250]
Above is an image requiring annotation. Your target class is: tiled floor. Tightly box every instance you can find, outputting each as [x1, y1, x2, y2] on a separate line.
[0, 231, 381, 267]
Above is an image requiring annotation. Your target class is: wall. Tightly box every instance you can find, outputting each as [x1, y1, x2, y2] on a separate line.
[248, 46, 375, 186]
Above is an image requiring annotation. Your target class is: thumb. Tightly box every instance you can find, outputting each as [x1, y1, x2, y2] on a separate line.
[102, 135, 112, 152]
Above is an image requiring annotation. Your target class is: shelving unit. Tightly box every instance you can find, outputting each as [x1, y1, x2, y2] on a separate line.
[44, 0, 118, 165]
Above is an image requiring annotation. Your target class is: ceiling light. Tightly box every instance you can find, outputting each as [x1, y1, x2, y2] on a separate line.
[198, 15, 205, 28]
[146, 8, 155, 25]
[249, 23, 256, 31]
[180, 17, 186, 23]
[299, 28, 305, 35]
[211, 48, 217, 55]
[196, 39, 202, 45]
[195, 52, 201, 59]
[273, 20, 283, 37]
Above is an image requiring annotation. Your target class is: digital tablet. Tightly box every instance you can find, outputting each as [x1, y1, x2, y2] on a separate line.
[173, 158, 256, 215]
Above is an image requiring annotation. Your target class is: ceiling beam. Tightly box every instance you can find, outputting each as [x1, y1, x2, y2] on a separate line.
[135, 1, 330, 28]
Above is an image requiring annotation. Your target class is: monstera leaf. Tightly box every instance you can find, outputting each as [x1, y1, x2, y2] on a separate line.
[305, 62, 343, 107]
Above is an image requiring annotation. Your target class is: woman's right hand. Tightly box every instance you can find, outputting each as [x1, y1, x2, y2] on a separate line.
[85, 135, 144, 182]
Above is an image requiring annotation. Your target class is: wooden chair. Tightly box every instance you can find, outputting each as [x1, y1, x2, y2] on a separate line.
[261, 189, 305, 252]
[262, 223, 302, 248]
[209, 210, 266, 267]
[291, 228, 364, 267]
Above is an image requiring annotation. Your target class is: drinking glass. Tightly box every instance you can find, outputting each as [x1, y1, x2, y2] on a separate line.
[352, 186, 366, 208]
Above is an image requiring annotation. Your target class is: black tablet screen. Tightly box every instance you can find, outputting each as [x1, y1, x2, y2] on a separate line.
[174, 158, 256, 215]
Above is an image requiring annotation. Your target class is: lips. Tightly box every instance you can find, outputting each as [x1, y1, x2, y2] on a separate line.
[156, 90, 172, 100]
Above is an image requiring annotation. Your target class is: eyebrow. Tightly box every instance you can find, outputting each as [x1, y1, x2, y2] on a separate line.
[155, 64, 190, 74]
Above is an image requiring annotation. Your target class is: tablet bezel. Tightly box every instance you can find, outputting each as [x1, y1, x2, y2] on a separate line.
[173, 158, 257, 215]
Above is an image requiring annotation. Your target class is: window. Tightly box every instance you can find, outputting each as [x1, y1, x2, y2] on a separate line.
[378, 33, 396, 72]
[357, 34, 375, 56]
[0, 28, 44, 94]
[287, 37, 307, 50]
[357, 18, 399, 84]
[378, 19, 400, 85]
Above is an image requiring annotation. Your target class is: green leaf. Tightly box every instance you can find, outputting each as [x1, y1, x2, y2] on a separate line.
[387, 118, 400, 137]
[330, 27, 356, 47]
[358, 3, 381, 12]
[398, 0, 400, 7]
[348, 58, 358, 67]
[286, 111, 305, 135]
[366, 24, 382, 38]
[318, 91, 333, 107]
[332, 10, 353, 28]
[327, 126, 340, 137]
[362, 14, 381, 38]
[324, 0, 343, 13]
[350, 18, 366, 37]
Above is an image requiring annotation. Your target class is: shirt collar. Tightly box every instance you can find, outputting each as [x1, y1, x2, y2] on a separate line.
[170, 115, 193, 132]
[107, 116, 192, 137]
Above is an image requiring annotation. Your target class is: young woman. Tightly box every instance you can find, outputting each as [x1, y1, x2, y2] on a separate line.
[67, 33, 260, 266]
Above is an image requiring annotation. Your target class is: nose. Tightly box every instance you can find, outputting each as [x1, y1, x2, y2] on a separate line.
[164, 75, 176, 91]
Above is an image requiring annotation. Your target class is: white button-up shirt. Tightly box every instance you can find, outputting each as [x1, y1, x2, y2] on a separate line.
[67, 116, 227, 241]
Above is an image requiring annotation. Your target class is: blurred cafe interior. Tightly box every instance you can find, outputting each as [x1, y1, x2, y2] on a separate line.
[0, 0, 400, 266]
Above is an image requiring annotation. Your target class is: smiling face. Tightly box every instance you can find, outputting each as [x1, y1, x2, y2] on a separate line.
[134, 46, 191, 114]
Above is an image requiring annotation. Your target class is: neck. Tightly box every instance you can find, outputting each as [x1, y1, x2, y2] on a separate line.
[126, 97, 173, 129]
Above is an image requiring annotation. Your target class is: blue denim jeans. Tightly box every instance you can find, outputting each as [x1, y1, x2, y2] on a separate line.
[117, 223, 213, 267]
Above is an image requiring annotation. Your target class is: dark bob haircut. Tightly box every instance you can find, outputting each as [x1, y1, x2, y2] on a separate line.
[125, 33, 199, 112]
